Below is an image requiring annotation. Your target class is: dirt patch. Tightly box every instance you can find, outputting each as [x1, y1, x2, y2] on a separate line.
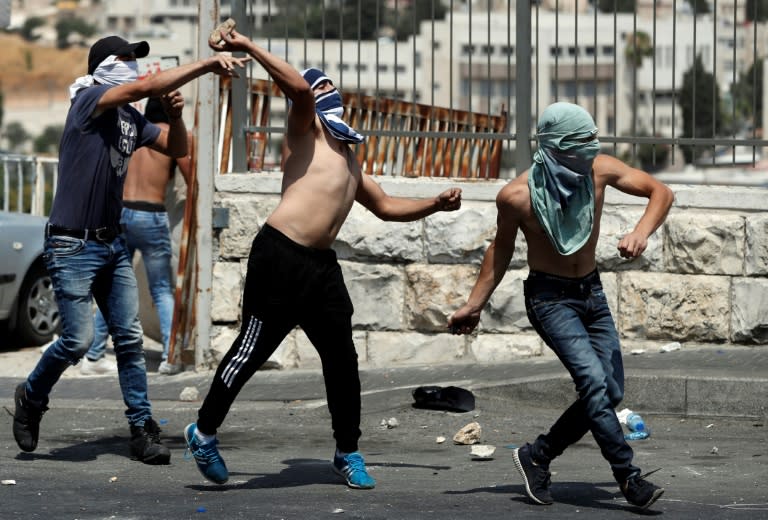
[0, 33, 87, 102]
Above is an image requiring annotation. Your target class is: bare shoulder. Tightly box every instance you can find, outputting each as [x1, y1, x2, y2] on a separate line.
[592, 153, 630, 176]
[592, 153, 644, 186]
[497, 173, 529, 208]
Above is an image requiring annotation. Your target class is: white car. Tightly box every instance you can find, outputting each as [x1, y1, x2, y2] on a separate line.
[0, 211, 60, 346]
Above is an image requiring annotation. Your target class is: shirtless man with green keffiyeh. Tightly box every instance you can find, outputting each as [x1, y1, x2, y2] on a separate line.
[449, 102, 674, 510]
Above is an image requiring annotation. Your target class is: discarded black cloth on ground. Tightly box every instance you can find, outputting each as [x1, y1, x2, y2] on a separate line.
[412, 385, 475, 412]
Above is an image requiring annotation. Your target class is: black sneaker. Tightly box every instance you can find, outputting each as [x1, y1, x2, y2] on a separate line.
[621, 472, 665, 509]
[513, 443, 553, 505]
[12, 383, 48, 452]
[129, 417, 171, 465]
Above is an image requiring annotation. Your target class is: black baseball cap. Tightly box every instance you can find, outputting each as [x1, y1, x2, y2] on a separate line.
[88, 35, 150, 74]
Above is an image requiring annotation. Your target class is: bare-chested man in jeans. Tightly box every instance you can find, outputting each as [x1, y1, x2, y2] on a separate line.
[449, 102, 674, 510]
[183, 28, 462, 489]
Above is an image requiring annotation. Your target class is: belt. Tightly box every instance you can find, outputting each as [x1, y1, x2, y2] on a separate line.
[46, 224, 120, 243]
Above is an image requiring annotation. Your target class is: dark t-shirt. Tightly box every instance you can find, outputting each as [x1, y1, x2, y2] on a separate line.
[49, 85, 161, 230]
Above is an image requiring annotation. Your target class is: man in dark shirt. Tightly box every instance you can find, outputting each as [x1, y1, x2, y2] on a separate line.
[11, 35, 248, 464]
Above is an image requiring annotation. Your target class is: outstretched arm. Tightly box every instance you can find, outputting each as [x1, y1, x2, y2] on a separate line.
[210, 29, 316, 136]
[94, 54, 250, 117]
[355, 174, 461, 221]
[448, 184, 521, 335]
[598, 155, 674, 258]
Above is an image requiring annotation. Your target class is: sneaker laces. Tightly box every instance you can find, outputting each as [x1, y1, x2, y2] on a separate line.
[141, 419, 163, 444]
[185, 438, 223, 464]
[4, 401, 48, 423]
[533, 465, 552, 490]
[624, 468, 663, 494]
[638, 468, 662, 479]
[339, 453, 368, 476]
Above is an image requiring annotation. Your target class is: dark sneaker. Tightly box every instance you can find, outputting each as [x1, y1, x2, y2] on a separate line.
[183, 423, 229, 484]
[12, 383, 48, 452]
[512, 443, 553, 505]
[621, 472, 665, 509]
[129, 417, 171, 465]
[332, 451, 376, 489]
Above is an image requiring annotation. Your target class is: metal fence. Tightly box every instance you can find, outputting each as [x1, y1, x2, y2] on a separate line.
[5, 0, 768, 215]
[0, 154, 58, 217]
[225, 0, 768, 176]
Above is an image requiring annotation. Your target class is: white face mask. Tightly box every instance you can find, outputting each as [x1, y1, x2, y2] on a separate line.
[92, 56, 139, 86]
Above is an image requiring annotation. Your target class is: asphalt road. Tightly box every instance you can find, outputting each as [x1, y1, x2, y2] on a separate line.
[1, 374, 766, 520]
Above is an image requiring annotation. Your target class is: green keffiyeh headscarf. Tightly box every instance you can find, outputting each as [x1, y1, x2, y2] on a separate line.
[528, 102, 600, 255]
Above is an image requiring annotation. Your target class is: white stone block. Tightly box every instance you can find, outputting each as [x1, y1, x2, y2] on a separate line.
[341, 261, 406, 330]
[664, 213, 744, 275]
[619, 272, 730, 342]
[405, 264, 478, 331]
[469, 333, 545, 362]
[335, 205, 425, 262]
[367, 331, 467, 367]
[745, 215, 768, 276]
[731, 277, 768, 343]
[211, 260, 245, 322]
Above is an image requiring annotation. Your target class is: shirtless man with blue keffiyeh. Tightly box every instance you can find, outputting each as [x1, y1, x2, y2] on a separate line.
[183, 27, 462, 489]
[449, 102, 674, 510]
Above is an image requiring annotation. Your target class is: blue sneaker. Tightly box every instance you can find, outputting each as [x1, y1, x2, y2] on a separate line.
[183, 423, 228, 484]
[332, 451, 376, 489]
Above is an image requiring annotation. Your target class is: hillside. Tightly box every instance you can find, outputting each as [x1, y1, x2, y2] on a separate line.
[0, 33, 87, 101]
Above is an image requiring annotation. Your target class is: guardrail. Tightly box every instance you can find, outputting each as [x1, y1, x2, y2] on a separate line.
[0, 154, 58, 217]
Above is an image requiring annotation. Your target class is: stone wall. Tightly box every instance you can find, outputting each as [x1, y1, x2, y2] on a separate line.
[208, 173, 768, 369]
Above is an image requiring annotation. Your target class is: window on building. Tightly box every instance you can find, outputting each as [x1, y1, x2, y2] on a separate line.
[461, 44, 476, 55]
[602, 45, 614, 57]
[500, 45, 514, 56]
[476, 79, 492, 96]
[461, 78, 470, 96]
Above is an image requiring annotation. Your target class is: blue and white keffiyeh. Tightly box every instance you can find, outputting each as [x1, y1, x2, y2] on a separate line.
[68, 55, 140, 100]
[301, 68, 364, 144]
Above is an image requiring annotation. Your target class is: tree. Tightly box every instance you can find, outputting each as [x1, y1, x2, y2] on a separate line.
[20, 16, 45, 42]
[624, 31, 653, 68]
[746, 0, 768, 22]
[730, 59, 763, 134]
[685, 0, 710, 14]
[33, 124, 64, 155]
[624, 31, 653, 139]
[54, 16, 96, 49]
[3, 121, 31, 152]
[636, 132, 671, 172]
[679, 55, 723, 163]
[596, 0, 635, 13]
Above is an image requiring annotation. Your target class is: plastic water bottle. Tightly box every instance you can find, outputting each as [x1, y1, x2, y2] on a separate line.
[626, 412, 646, 433]
[625, 430, 650, 441]
[616, 408, 651, 440]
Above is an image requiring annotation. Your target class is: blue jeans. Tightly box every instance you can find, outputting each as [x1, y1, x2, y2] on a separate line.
[88, 207, 175, 362]
[524, 269, 640, 484]
[26, 233, 152, 426]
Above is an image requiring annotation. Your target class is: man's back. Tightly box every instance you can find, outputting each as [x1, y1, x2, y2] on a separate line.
[123, 122, 175, 204]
